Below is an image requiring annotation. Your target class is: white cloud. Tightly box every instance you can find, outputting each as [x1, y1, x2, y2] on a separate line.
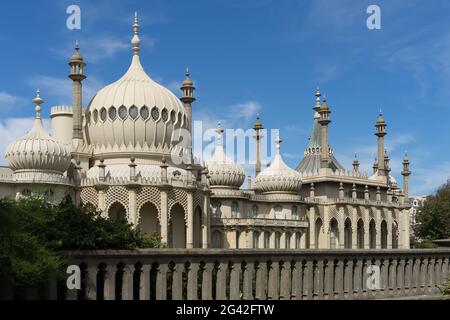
[27, 75, 104, 107]
[0, 91, 27, 110]
[0, 118, 51, 166]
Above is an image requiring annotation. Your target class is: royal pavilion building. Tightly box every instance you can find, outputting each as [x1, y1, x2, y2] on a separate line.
[0, 14, 412, 250]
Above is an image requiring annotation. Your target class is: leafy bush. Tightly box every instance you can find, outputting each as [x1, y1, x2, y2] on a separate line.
[0, 196, 159, 287]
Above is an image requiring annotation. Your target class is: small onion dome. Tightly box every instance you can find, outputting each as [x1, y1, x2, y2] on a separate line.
[206, 123, 245, 189]
[376, 110, 385, 125]
[181, 67, 194, 87]
[70, 41, 84, 62]
[255, 135, 302, 193]
[5, 90, 71, 175]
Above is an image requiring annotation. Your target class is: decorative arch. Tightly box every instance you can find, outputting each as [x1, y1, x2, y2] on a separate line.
[344, 218, 352, 249]
[392, 221, 399, 249]
[381, 220, 388, 249]
[169, 203, 186, 248]
[357, 219, 365, 249]
[329, 218, 339, 249]
[108, 202, 127, 221]
[369, 219, 376, 249]
[138, 202, 160, 237]
[212, 230, 222, 248]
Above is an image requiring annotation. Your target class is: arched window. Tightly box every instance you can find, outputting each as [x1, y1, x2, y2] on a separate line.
[231, 201, 239, 218]
[295, 232, 302, 249]
[211, 200, 222, 218]
[285, 232, 291, 249]
[264, 232, 270, 248]
[253, 231, 260, 249]
[251, 205, 258, 218]
[357, 219, 364, 249]
[235, 230, 240, 249]
[392, 222, 399, 249]
[274, 206, 283, 219]
[369, 220, 376, 249]
[275, 232, 281, 249]
[292, 206, 299, 220]
[381, 220, 388, 249]
[344, 218, 352, 249]
[212, 230, 222, 248]
[329, 218, 338, 249]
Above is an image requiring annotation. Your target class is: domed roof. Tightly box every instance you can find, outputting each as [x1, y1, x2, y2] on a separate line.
[255, 135, 302, 193]
[5, 91, 71, 177]
[206, 124, 245, 189]
[86, 14, 188, 159]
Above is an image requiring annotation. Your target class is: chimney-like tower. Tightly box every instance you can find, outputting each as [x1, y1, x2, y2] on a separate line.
[402, 152, 411, 196]
[318, 95, 331, 169]
[68, 41, 86, 145]
[353, 153, 360, 173]
[253, 115, 264, 176]
[375, 111, 387, 176]
[180, 67, 196, 133]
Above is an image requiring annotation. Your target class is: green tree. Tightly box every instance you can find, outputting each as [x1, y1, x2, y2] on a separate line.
[414, 180, 450, 240]
[0, 196, 160, 289]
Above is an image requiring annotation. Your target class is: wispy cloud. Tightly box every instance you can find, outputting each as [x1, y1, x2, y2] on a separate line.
[0, 91, 27, 110]
[27, 75, 104, 106]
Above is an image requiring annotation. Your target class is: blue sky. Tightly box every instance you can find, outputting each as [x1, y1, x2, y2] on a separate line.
[1, 0, 450, 195]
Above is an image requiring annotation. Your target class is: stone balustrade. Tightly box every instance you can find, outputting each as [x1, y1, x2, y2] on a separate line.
[37, 249, 450, 300]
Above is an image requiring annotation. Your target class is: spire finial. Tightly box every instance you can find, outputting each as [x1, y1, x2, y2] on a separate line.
[275, 133, 282, 155]
[215, 121, 224, 146]
[132, 11, 141, 55]
[32, 89, 44, 119]
[75, 40, 80, 52]
[186, 66, 190, 78]
[315, 87, 321, 106]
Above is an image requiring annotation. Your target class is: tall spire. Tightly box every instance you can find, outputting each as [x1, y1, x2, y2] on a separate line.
[375, 110, 387, 177]
[69, 40, 86, 143]
[253, 114, 264, 177]
[132, 11, 141, 55]
[402, 152, 411, 196]
[32, 89, 43, 119]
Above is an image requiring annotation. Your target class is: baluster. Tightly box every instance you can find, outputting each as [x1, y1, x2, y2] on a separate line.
[229, 261, 241, 300]
[255, 261, 268, 300]
[86, 264, 98, 300]
[216, 262, 227, 300]
[335, 260, 344, 299]
[279, 260, 291, 300]
[103, 264, 116, 300]
[315, 260, 324, 300]
[156, 263, 167, 300]
[291, 260, 301, 300]
[427, 258, 434, 294]
[187, 262, 199, 300]
[243, 261, 254, 300]
[304, 260, 313, 300]
[202, 262, 214, 300]
[139, 263, 152, 300]
[268, 260, 279, 300]
[122, 264, 134, 300]
[172, 262, 183, 300]
[344, 260, 354, 299]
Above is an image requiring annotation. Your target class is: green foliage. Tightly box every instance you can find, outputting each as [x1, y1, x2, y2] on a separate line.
[0, 196, 160, 287]
[410, 239, 438, 249]
[414, 180, 450, 241]
[437, 280, 450, 296]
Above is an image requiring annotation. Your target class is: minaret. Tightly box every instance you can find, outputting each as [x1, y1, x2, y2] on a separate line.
[253, 115, 264, 176]
[68, 40, 86, 145]
[402, 152, 411, 196]
[180, 67, 196, 133]
[375, 111, 387, 177]
[318, 94, 331, 169]
[353, 153, 360, 173]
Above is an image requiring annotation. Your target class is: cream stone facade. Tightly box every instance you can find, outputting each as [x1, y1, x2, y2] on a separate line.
[0, 14, 412, 250]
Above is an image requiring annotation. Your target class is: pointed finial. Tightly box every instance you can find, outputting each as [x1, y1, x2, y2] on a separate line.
[275, 133, 282, 154]
[185, 66, 190, 78]
[315, 87, 321, 106]
[75, 40, 80, 51]
[32, 89, 44, 119]
[132, 12, 141, 55]
[215, 121, 224, 146]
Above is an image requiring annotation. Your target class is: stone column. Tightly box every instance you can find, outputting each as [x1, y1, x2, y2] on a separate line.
[352, 207, 358, 249]
[160, 187, 169, 246]
[309, 206, 316, 249]
[364, 210, 370, 249]
[387, 210, 393, 249]
[376, 208, 381, 249]
[127, 188, 137, 225]
[202, 190, 211, 248]
[338, 206, 345, 249]
[186, 191, 194, 248]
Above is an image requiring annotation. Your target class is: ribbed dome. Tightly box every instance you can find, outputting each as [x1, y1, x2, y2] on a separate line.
[255, 136, 302, 193]
[86, 16, 187, 159]
[206, 124, 245, 189]
[5, 92, 71, 176]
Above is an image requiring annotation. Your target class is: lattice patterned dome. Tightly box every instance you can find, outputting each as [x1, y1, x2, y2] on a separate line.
[85, 14, 187, 158]
[254, 136, 302, 193]
[5, 91, 71, 177]
[206, 124, 245, 189]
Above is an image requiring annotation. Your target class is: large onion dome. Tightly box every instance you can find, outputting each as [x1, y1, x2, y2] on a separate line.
[5, 90, 71, 181]
[255, 135, 302, 193]
[206, 123, 245, 189]
[85, 13, 188, 159]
